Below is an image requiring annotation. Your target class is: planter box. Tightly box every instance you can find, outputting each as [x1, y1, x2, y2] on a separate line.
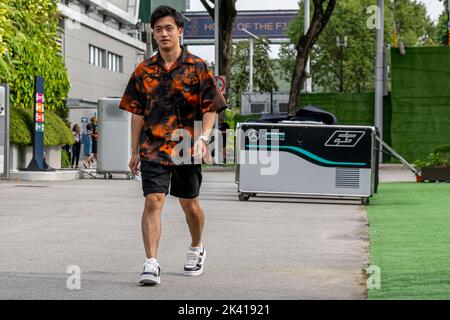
[10, 145, 61, 170]
[419, 167, 450, 182]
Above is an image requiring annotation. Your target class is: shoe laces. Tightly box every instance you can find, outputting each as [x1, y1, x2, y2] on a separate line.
[186, 250, 200, 267]
[144, 260, 159, 273]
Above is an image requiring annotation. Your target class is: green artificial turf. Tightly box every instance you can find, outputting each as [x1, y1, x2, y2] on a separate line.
[367, 182, 450, 300]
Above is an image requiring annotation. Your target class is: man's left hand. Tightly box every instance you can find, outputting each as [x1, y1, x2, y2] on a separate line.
[193, 139, 207, 159]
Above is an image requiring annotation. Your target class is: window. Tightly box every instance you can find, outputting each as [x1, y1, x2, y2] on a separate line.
[108, 52, 123, 73]
[250, 103, 266, 114]
[89, 45, 106, 68]
[89, 45, 122, 72]
[57, 18, 64, 57]
[278, 103, 288, 113]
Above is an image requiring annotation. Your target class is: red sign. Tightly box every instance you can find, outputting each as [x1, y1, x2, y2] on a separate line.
[214, 76, 226, 95]
[36, 113, 44, 123]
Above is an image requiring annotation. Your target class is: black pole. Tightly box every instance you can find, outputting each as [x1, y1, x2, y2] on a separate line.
[270, 87, 274, 114]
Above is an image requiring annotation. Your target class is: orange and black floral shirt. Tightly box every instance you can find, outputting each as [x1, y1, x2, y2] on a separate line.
[119, 47, 228, 165]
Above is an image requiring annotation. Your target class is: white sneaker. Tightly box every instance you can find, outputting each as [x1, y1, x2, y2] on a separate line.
[139, 258, 161, 285]
[183, 245, 206, 276]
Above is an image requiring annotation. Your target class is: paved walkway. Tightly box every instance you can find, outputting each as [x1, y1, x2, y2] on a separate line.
[0, 170, 375, 300]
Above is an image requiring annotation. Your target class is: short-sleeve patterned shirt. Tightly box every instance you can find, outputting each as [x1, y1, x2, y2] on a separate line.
[119, 47, 228, 166]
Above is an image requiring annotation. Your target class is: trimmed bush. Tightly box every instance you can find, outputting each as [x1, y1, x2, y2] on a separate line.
[9, 107, 32, 146]
[61, 149, 70, 168]
[9, 107, 74, 146]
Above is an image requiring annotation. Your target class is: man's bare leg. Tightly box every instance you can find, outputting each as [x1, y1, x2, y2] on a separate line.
[179, 197, 206, 276]
[179, 197, 204, 247]
[142, 193, 165, 258]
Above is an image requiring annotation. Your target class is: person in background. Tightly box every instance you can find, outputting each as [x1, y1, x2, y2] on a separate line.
[90, 116, 98, 167]
[71, 124, 82, 169]
[82, 121, 94, 168]
[218, 115, 230, 165]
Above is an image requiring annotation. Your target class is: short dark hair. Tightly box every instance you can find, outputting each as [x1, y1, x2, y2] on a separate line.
[151, 5, 184, 29]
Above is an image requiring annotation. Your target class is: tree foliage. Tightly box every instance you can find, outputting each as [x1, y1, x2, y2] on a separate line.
[436, 0, 449, 45]
[280, 0, 440, 94]
[229, 38, 279, 108]
[0, 0, 70, 118]
[393, 0, 438, 46]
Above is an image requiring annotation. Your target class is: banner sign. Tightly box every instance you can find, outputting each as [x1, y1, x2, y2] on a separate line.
[183, 11, 298, 40]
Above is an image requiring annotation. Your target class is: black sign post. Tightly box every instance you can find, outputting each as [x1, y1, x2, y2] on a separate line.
[26, 76, 48, 171]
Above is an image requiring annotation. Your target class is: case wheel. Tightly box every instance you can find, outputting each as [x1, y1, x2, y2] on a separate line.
[108, 173, 113, 179]
[361, 197, 370, 205]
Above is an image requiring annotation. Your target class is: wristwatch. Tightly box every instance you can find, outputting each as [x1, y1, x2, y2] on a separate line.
[198, 135, 210, 144]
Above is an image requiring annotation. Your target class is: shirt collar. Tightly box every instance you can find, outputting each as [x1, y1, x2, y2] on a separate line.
[148, 46, 195, 66]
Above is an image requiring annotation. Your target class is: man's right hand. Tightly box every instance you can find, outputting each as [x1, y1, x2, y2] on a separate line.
[129, 153, 140, 176]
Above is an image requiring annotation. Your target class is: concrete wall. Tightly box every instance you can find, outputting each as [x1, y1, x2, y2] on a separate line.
[64, 22, 143, 102]
[10, 145, 62, 170]
[108, 0, 129, 12]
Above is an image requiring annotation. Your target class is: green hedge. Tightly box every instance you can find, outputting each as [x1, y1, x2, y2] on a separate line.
[300, 93, 392, 158]
[391, 47, 450, 162]
[9, 107, 74, 146]
[61, 149, 71, 168]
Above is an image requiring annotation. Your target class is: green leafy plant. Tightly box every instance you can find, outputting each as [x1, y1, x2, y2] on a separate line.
[61, 149, 71, 168]
[414, 144, 450, 168]
[229, 37, 279, 109]
[0, 0, 70, 117]
[9, 107, 74, 146]
[278, 0, 439, 93]
[9, 107, 33, 146]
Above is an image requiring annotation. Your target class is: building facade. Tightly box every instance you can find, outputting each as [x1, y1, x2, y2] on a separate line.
[58, 0, 146, 126]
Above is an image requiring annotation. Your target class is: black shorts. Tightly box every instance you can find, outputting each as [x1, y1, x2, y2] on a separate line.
[140, 161, 202, 199]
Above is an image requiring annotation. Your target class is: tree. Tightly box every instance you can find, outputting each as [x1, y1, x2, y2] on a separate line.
[393, 0, 438, 46]
[200, 0, 237, 98]
[280, 0, 439, 95]
[436, 0, 449, 45]
[229, 38, 279, 109]
[0, 0, 70, 119]
[287, 0, 336, 115]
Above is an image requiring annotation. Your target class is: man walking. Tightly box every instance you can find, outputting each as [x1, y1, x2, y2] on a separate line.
[119, 5, 227, 285]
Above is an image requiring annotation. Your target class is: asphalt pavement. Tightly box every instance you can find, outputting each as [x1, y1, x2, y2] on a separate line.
[0, 170, 384, 300]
